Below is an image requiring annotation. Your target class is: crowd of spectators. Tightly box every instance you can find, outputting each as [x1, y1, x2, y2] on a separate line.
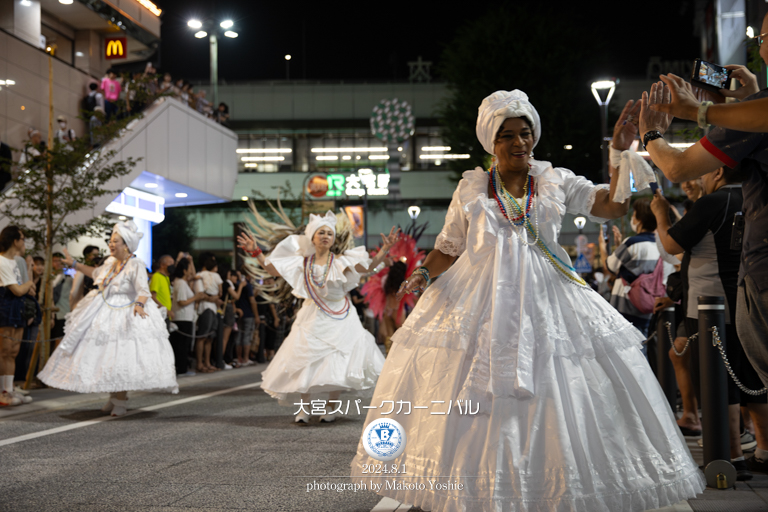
[587, 13, 768, 479]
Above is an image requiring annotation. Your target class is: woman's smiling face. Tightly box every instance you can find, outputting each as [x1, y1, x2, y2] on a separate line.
[494, 117, 534, 172]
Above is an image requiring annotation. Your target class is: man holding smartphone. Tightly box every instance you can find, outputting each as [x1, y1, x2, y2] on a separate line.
[639, 11, 768, 473]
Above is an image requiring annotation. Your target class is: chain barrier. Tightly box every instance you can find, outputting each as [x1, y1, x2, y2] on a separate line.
[710, 325, 768, 396]
[664, 321, 698, 357]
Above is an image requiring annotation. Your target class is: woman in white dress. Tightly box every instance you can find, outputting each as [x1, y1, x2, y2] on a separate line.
[39, 221, 178, 416]
[237, 211, 395, 424]
[350, 90, 705, 511]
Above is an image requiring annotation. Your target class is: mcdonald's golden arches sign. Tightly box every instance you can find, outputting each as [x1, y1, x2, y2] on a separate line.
[105, 37, 127, 60]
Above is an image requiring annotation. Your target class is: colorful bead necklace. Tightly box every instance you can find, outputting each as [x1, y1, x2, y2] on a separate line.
[99, 255, 139, 308]
[308, 253, 333, 288]
[303, 256, 350, 319]
[488, 165, 587, 287]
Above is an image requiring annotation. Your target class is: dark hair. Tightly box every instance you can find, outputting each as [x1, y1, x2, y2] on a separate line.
[218, 102, 229, 112]
[203, 256, 217, 271]
[384, 262, 408, 296]
[722, 164, 745, 184]
[83, 245, 99, 257]
[218, 262, 231, 283]
[33, 256, 44, 264]
[172, 257, 190, 280]
[0, 226, 23, 252]
[89, 83, 98, 91]
[632, 197, 657, 232]
[52, 252, 64, 259]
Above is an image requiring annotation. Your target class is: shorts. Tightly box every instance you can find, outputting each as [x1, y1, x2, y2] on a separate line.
[197, 309, 219, 339]
[236, 316, 255, 347]
[223, 303, 235, 328]
[685, 317, 766, 406]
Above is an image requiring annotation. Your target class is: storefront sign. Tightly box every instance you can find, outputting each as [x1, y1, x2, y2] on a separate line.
[105, 38, 127, 60]
[326, 169, 390, 198]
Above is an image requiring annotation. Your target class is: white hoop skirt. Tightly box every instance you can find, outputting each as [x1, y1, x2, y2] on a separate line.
[260, 237, 385, 405]
[350, 165, 704, 512]
[39, 257, 178, 394]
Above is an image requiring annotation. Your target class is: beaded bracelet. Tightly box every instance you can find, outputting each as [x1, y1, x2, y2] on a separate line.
[245, 246, 263, 257]
[135, 302, 145, 308]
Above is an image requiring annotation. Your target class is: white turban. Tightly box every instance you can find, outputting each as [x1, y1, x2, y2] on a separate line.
[112, 220, 143, 253]
[296, 210, 337, 256]
[476, 90, 541, 156]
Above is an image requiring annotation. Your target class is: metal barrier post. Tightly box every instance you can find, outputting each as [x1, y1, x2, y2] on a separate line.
[215, 314, 224, 369]
[699, 296, 729, 467]
[656, 307, 678, 411]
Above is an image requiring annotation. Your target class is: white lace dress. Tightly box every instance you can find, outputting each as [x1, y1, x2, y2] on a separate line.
[350, 163, 705, 512]
[260, 236, 386, 405]
[39, 257, 178, 394]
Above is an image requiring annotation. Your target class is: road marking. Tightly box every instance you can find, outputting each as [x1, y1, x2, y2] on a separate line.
[0, 381, 263, 448]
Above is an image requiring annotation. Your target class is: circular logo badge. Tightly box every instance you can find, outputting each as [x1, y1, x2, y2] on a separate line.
[363, 418, 406, 461]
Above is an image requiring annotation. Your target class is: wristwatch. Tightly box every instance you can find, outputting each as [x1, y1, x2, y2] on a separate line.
[642, 130, 664, 150]
[697, 101, 713, 129]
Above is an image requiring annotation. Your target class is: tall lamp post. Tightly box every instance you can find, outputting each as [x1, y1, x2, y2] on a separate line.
[285, 55, 291, 80]
[590, 80, 616, 184]
[408, 206, 421, 233]
[188, 18, 238, 110]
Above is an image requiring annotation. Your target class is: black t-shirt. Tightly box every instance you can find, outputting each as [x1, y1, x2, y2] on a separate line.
[668, 185, 743, 321]
[236, 282, 255, 318]
[350, 288, 365, 317]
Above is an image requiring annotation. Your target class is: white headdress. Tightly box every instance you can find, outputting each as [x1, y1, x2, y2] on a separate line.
[297, 210, 337, 256]
[476, 90, 541, 156]
[112, 220, 143, 253]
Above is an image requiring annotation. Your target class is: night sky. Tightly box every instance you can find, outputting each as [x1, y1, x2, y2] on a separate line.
[154, 1, 701, 83]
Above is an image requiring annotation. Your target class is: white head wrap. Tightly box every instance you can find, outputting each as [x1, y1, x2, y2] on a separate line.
[476, 90, 541, 156]
[112, 220, 143, 253]
[296, 211, 337, 256]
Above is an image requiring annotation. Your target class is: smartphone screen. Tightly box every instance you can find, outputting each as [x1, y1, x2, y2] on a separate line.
[691, 59, 731, 90]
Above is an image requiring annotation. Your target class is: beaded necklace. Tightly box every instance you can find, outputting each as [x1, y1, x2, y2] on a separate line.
[308, 253, 333, 288]
[303, 256, 350, 319]
[489, 165, 587, 287]
[99, 255, 139, 308]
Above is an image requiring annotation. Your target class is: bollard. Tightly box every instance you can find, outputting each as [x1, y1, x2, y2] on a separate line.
[215, 313, 225, 369]
[698, 296, 730, 469]
[656, 307, 678, 411]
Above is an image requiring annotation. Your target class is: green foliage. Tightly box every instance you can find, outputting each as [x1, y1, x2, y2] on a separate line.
[0, 114, 139, 251]
[747, 37, 763, 75]
[436, 5, 605, 182]
[674, 126, 704, 143]
[151, 207, 198, 263]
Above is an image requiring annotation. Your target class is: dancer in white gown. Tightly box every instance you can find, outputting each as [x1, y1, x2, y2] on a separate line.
[39, 221, 178, 416]
[350, 91, 705, 511]
[237, 211, 395, 423]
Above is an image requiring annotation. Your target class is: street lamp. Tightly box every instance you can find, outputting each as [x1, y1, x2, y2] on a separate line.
[187, 17, 239, 110]
[408, 206, 421, 233]
[591, 79, 616, 184]
[285, 54, 291, 80]
[574, 216, 586, 233]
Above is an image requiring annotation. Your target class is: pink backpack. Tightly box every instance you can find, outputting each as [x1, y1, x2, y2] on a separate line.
[622, 258, 666, 315]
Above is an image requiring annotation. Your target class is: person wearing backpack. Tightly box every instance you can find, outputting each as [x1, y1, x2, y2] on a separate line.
[82, 83, 104, 116]
[606, 197, 660, 337]
[652, 164, 768, 481]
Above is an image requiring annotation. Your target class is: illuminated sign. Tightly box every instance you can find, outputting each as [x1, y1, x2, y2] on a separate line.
[137, 0, 162, 16]
[105, 38, 127, 60]
[326, 169, 390, 198]
[307, 175, 328, 198]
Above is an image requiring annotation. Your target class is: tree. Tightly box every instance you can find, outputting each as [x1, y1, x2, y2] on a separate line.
[0, 60, 138, 378]
[437, 5, 606, 182]
[151, 208, 198, 263]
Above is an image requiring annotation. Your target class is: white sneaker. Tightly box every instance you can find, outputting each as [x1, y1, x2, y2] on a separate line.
[294, 410, 310, 424]
[224, 364, 233, 370]
[13, 386, 30, 396]
[319, 414, 336, 423]
[101, 398, 115, 413]
[0, 391, 21, 406]
[110, 399, 127, 417]
[10, 391, 32, 404]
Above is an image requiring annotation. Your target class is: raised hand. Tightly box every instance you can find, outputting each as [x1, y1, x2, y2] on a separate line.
[650, 74, 700, 122]
[236, 232, 256, 252]
[397, 273, 426, 300]
[380, 226, 401, 250]
[720, 64, 759, 100]
[62, 247, 75, 269]
[639, 81, 673, 138]
[612, 100, 642, 151]
[612, 225, 623, 247]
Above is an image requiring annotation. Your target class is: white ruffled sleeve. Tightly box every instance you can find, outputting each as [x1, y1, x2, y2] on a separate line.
[560, 168, 611, 224]
[263, 235, 307, 298]
[132, 259, 151, 297]
[91, 256, 116, 286]
[434, 179, 469, 257]
[335, 246, 371, 293]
